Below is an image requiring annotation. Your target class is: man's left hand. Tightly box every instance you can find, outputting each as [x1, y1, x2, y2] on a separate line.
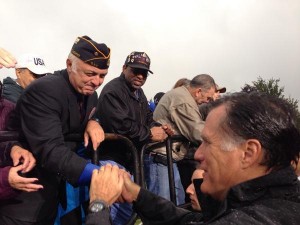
[84, 120, 105, 150]
[10, 146, 36, 173]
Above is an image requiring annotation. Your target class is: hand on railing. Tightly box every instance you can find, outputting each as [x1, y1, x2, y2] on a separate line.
[150, 126, 168, 142]
[161, 124, 174, 136]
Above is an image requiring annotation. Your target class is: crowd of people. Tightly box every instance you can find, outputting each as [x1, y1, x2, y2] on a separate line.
[0, 36, 299, 225]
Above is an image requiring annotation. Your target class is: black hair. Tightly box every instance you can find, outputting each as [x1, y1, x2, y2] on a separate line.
[209, 92, 300, 170]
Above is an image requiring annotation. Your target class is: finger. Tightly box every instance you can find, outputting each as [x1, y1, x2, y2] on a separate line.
[103, 163, 113, 171]
[12, 155, 20, 167]
[83, 132, 89, 147]
[23, 156, 36, 173]
[12, 164, 24, 173]
[21, 153, 30, 172]
[92, 137, 99, 151]
[18, 176, 38, 183]
[0, 50, 16, 68]
[20, 183, 44, 192]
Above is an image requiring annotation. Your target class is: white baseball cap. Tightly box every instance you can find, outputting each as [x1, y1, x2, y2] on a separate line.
[15, 53, 50, 75]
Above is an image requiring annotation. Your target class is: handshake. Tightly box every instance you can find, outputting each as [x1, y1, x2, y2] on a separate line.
[89, 164, 140, 207]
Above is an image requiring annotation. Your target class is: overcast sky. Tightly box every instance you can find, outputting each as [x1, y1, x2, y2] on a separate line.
[1, 0, 299, 105]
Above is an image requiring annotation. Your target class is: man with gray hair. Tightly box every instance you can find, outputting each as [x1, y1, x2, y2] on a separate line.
[0, 36, 110, 225]
[144, 74, 216, 205]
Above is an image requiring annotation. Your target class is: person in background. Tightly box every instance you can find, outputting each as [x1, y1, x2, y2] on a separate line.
[87, 91, 300, 225]
[0, 143, 43, 200]
[2, 53, 50, 104]
[213, 85, 226, 100]
[173, 78, 190, 89]
[0, 47, 43, 200]
[199, 84, 226, 121]
[149, 92, 165, 112]
[0, 36, 110, 225]
[94, 51, 172, 225]
[145, 74, 216, 205]
[1, 53, 50, 132]
[185, 168, 203, 211]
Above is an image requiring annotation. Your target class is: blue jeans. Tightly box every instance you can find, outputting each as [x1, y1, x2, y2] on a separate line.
[99, 160, 133, 225]
[144, 154, 185, 205]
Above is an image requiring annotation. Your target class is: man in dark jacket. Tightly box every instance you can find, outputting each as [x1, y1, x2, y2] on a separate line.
[93, 51, 171, 225]
[2, 53, 50, 104]
[0, 36, 110, 225]
[85, 92, 300, 225]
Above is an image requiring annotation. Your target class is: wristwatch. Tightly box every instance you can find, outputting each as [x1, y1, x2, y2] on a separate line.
[88, 200, 109, 213]
[90, 117, 101, 124]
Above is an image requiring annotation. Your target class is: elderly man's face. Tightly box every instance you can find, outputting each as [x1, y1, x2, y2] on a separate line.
[195, 105, 244, 201]
[196, 87, 215, 105]
[15, 68, 45, 89]
[67, 58, 108, 95]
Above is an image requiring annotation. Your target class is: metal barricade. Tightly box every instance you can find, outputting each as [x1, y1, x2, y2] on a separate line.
[92, 133, 140, 225]
[140, 135, 189, 204]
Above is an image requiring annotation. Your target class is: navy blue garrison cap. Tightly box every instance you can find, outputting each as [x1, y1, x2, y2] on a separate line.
[71, 35, 111, 69]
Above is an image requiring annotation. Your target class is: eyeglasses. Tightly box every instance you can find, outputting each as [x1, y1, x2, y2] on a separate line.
[129, 67, 149, 77]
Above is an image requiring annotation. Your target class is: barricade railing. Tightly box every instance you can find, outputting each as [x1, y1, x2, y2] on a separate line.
[140, 135, 189, 205]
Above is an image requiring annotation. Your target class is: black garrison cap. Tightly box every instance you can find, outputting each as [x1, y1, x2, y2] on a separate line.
[71, 36, 111, 69]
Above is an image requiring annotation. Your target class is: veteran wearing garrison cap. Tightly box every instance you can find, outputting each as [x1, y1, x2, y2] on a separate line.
[0, 36, 110, 225]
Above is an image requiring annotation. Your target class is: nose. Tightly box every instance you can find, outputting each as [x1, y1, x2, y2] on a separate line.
[186, 183, 193, 194]
[135, 74, 147, 80]
[91, 75, 103, 87]
[194, 144, 204, 163]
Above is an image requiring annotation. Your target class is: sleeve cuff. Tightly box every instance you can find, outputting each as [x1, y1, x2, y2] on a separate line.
[78, 163, 100, 185]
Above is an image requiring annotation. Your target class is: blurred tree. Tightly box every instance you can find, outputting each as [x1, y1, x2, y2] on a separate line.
[241, 76, 300, 130]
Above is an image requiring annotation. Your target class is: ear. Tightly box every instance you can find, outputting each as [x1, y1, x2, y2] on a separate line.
[15, 68, 21, 78]
[241, 139, 262, 169]
[66, 58, 72, 71]
[122, 65, 127, 72]
[194, 87, 201, 97]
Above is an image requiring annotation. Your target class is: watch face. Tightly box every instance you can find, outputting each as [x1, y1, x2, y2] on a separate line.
[90, 202, 105, 213]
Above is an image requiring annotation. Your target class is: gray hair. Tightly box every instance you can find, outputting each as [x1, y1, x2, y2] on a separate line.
[189, 74, 216, 91]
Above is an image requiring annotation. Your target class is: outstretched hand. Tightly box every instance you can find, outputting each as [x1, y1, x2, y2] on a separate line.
[118, 171, 141, 203]
[90, 164, 124, 205]
[0, 47, 17, 69]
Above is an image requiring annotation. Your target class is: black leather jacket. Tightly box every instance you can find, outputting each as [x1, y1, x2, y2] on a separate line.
[95, 74, 158, 167]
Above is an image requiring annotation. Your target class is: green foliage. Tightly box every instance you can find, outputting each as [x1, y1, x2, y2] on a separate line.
[241, 76, 300, 130]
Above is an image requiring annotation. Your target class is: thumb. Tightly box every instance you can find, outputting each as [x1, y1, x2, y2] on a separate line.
[12, 155, 21, 167]
[12, 164, 24, 173]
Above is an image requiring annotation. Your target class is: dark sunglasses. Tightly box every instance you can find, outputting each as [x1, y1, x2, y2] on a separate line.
[129, 67, 149, 77]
